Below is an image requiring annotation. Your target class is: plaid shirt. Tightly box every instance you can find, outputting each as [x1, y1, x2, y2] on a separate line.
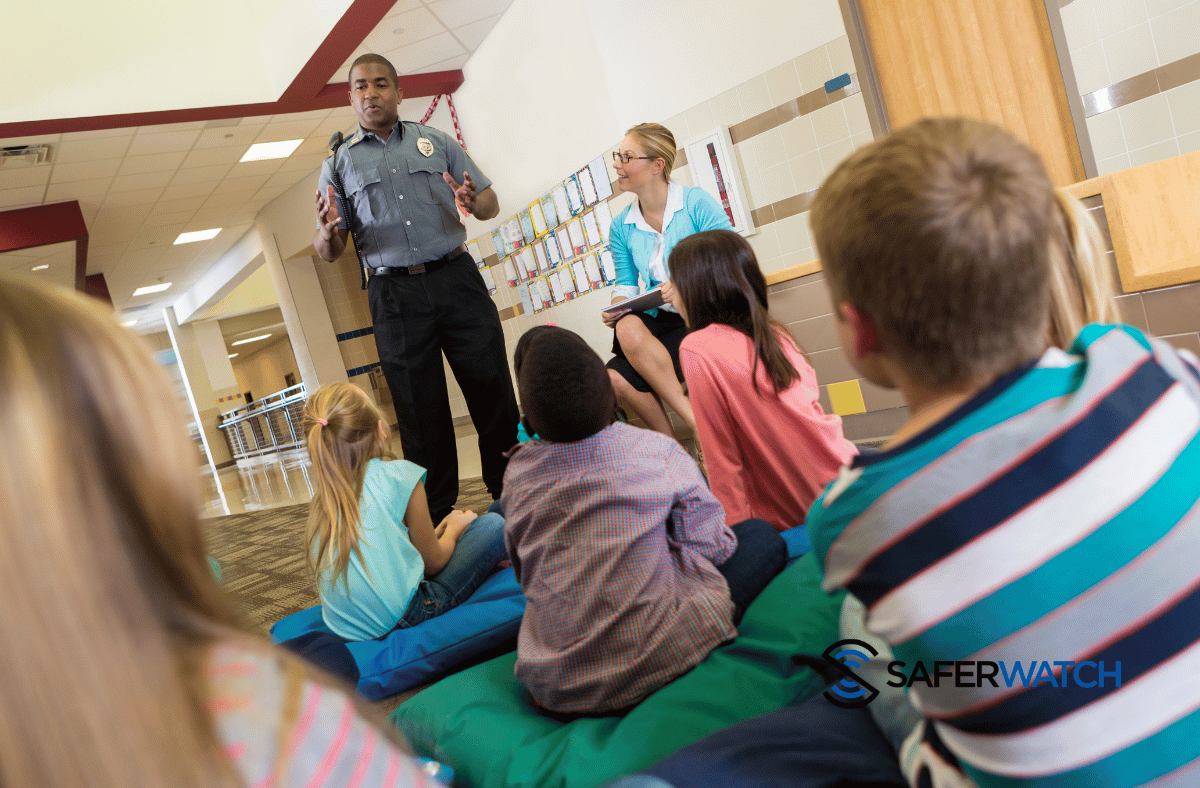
[499, 422, 738, 713]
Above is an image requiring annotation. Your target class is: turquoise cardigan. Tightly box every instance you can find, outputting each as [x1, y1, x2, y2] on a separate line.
[609, 185, 733, 297]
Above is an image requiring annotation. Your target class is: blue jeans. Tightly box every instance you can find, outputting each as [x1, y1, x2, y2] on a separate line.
[396, 511, 507, 628]
[718, 518, 788, 624]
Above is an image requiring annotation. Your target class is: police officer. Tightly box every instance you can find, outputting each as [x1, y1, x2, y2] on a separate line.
[314, 54, 518, 522]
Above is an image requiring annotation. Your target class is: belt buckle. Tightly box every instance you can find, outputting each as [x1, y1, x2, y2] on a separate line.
[410, 262, 426, 274]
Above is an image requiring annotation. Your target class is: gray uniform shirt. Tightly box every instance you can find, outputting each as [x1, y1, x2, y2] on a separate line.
[318, 120, 492, 268]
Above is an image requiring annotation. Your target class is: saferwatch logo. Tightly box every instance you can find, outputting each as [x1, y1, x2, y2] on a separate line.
[822, 639, 880, 709]
[821, 639, 1123, 709]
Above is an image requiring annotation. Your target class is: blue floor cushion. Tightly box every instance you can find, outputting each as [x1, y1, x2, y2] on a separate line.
[391, 553, 843, 788]
[270, 567, 525, 699]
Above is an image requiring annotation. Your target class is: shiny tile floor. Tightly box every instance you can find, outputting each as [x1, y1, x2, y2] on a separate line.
[202, 427, 485, 517]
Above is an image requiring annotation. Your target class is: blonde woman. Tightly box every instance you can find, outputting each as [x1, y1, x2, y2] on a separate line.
[0, 274, 428, 787]
[1048, 188, 1119, 348]
[304, 382, 506, 641]
[604, 122, 733, 438]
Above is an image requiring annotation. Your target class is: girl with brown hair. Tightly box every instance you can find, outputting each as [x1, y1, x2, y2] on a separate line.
[664, 229, 856, 532]
[304, 382, 506, 641]
[0, 274, 428, 787]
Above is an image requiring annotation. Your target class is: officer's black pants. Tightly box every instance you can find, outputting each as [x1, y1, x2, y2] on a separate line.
[369, 251, 519, 521]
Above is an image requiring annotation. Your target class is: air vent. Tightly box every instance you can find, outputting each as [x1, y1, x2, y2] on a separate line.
[1, 144, 51, 168]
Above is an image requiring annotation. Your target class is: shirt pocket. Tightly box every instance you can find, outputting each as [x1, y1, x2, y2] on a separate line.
[342, 168, 381, 225]
[407, 153, 453, 207]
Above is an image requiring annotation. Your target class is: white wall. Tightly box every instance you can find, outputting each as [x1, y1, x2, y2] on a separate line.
[233, 336, 299, 401]
[452, 0, 846, 228]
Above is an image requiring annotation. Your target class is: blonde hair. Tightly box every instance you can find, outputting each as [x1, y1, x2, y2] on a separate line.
[810, 117, 1058, 387]
[303, 382, 393, 589]
[0, 274, 244, 787]
[1048, 189, 1118, 348]
[626, 122, 677, 181]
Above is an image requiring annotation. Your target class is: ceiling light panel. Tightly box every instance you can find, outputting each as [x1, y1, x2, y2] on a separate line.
[174, 228, 221, 245]
[239, 139, 303, 162]
[131, 282, 172, 296]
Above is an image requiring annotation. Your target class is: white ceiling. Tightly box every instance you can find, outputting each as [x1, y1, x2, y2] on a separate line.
[0, 0, 512, 334]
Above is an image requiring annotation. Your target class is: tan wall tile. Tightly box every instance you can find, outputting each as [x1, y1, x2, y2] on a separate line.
[1113, 293, 1150, 332]
[765, 60, 802, 106]
[786, 313, 841, 353]
[807, 346, 860, 386]
[769, 277, 833, 319]
[860, 379, 908, 411]
[1161, 332, 1200, 356]
[839, 406, 909, 442]
[1142, 282, 1200, 335]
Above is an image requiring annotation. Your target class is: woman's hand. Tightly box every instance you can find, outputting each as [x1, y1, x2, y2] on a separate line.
[660, 281, 678, 310]
[603, 297, 632, 328]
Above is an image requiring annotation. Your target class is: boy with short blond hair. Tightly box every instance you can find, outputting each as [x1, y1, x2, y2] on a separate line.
[806, 117, 1200, 788]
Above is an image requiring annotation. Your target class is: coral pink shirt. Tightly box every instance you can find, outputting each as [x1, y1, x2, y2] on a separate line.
[680, 323, 857, 531]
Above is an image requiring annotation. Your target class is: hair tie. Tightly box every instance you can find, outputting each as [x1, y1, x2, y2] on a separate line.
[316, 418, 328, 426]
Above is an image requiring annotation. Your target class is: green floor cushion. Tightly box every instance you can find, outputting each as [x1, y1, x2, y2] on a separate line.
[392, 553, 844, 788]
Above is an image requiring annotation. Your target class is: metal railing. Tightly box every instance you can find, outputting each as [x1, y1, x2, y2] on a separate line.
[218, 384, 307, 460]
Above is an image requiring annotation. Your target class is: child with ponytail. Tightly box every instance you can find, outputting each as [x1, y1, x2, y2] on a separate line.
[304, 382, 506, 640]
[664, 229, 856, 532]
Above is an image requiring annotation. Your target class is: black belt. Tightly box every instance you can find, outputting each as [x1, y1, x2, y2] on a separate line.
[370, 245, 466, 277]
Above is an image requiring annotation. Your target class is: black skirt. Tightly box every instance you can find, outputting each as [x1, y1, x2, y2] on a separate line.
[605, 309, 688, 393]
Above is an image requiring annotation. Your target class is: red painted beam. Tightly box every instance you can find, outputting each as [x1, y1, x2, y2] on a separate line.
[0, 201, 90, 291]
[0, 202, 87, 254]
[0, 0, 464, 139]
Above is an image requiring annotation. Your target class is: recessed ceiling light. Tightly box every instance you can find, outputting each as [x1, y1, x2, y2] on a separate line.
[231, 333, 272, 346]
[132, 282, 172, 296]
[123, 319, 138, 327]
[239, 139, 303, 162]
[393, 27, 405, 34]
[228, 353, 238, 359]
[31, 264, 49, 271]
[174, 228, 221, 245]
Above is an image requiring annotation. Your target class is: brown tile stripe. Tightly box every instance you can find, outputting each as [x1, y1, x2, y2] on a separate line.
[751, 188, 821, 228]
[498, 303, 524, 321]
[1082, 52, 1200, 117]
[675, 148, 687, 169]
[729, 73, 861, 145]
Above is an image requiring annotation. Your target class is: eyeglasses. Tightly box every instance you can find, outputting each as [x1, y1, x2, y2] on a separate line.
[612, 151, 656, 164]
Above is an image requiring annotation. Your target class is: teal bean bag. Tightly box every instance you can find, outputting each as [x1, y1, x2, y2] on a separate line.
[391, 553, 843, 788]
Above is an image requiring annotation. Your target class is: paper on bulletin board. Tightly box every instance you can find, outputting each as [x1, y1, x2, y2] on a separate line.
[566, 218, 587, 255]
[480, 265, 497, 294]
[599, 247, 617, 283]
[552, 184, 570, 224]
[549, 271, 569, 303]
[582, 210, 602, 248]
[502, 217, 525, 252]
[535, 276, 553, 308]
[491, 228, 507, 258]
[519, 247, 537, 282]
[565, 175, 584, 216]
[518, 209, 536, 245]
[533, 240, 551, 274]
[467, 240, 484, 265]
[555, 226, 572, 261]
[502, 257, 518, 286]
[582, 252, 603, 288]
[518, 282, 534, 315]
[540, 193, 559, 231]
[544, 233, 563, 267]
[576, 166, 598, 206]
[589, 157, 613, 200]
[512, 249, 530, 281]
[529, 201, 548, 237]
[571, 260, 590, 294]
[593, 201, 613, 242]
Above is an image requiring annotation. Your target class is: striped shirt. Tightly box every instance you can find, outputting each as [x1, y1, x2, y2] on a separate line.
[500, 421, 738, 713]
[208, 643, 428, 787]
[807, 325, 1200, 788]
